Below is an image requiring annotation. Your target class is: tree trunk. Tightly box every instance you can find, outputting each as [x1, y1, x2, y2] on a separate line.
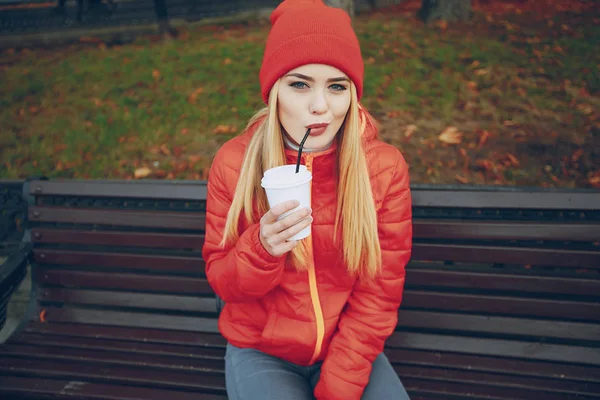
[325, 0, 355, 19]
[418, 0, 472, 24]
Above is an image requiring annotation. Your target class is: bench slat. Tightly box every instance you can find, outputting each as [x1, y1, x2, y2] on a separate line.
[11, 333, 226, 359]
[403, 290, 600, 322]
[405, 266, 600, 297]
[33, 249, 204, 274]
[387, 331, 600, 366]
[414, 220, 600, 242]
[412, 243, 600, 268]
[40, 288, 216, 314]
[398, 310, 600, 342]
[30, 180, 207, 201]
[29, 206, 205, 230]
[402, 376, 597, 400]
[0, 376, 227, 400]
[394, 364, 600, 398]
[32, 228, 204, 249]
[1, 343, 224, 372]
[40, 307, 220, 334]
[24, 322, 227, 347]
[384, 348, 600, 383]
[411, 188, 600, 210]
[39, 269, 212, 293]
[0, 355, 225, 393]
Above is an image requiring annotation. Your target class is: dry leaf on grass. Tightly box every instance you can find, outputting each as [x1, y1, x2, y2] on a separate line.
[455, 174, 469, 184]
[188, 87, 204, 104]
[404, 124, 417, 139]
[213, 125, 237, 134]
[438, 127, 463, 144]
[478, 130, 490, 148]
[134, 167, 152, 179]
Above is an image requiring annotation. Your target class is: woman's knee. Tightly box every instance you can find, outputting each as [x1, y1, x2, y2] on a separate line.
[361, 353, 410, 400]
[225, 343, 314, 400]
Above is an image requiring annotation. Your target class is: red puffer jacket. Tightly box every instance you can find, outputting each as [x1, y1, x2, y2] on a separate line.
[202, 109, 412, 399]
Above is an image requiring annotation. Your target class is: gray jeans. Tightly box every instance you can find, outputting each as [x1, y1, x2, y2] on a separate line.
[224, 343, 411, 400]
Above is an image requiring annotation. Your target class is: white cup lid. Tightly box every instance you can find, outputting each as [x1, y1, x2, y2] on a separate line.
[261, 165, 312, 189]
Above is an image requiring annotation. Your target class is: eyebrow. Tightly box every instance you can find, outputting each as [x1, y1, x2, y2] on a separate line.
[284, 73, 350, 83]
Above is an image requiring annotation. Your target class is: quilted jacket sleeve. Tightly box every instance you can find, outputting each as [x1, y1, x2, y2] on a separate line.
[314, 149, 412, 400]
[202, 146, 287, 303]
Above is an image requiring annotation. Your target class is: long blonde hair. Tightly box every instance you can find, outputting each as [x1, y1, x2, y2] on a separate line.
[221, 80, 382, 280]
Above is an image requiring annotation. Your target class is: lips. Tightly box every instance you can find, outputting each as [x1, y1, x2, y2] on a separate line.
[306, 123, 329, 129]
[306, 123, 329, 137]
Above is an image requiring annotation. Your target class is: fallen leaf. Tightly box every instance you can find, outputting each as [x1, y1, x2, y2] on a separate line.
[404, 124, 417, 139]
[475, 68, 489, 76]
[506, 153, 520, 166]
[438, 127, 463, 145]
[188, 87, 204, 104]
[455, 174, 469, 184]
[571, 149, 584, 163]
[188, 155, 203, 164]
[577, 104, 593, 115]
[478, 130, 490, 148]
[467, 81, 478, 91]
[134, 167, 152, 179]
[160, 144, 171, 156]
[152, 69, 161, 80]
[213, 125, 237, 134]
[223, 58, 232, 65]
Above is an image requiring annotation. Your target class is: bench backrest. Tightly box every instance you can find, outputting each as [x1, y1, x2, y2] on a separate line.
[26, 180, 221, 344]
[24, 181, 600, 371]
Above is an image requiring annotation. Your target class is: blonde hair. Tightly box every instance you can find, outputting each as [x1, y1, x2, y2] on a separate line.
[221, 80, 381, 280]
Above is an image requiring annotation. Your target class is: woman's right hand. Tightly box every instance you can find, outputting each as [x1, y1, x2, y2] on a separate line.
[259, 200, 313, 257]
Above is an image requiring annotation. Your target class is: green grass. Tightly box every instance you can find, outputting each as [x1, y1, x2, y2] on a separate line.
[1, 7, 598, 186]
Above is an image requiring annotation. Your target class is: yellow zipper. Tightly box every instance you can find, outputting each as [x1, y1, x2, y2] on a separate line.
[304, 154, 325, 364]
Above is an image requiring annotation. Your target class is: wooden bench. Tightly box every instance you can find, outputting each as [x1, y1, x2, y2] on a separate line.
[0, 179, 599, 399]
[0, 180, 28, 333]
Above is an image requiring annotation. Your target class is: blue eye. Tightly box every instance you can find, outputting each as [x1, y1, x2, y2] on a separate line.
[330, 84, 347, 91]
[290, 81, 309, 89]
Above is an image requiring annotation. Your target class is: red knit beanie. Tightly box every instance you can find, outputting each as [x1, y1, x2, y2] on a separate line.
[259, 0, 364, 104]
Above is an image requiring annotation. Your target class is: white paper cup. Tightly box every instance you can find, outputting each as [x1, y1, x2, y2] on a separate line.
[260, 165, 312, 241]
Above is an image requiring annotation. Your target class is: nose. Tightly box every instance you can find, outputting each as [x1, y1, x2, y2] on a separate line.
[310, 91, 328, 115]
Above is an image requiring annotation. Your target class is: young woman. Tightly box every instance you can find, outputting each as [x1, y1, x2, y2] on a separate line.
[202, 0, 413, 398]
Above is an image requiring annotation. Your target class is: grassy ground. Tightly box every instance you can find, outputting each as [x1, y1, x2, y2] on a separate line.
[1, 0, 598, 187]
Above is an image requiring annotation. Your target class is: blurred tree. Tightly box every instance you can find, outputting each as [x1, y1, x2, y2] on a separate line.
[325, 0, 355, 18]
[153, 0, 177, 37]
[418, 0, 472, 24]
